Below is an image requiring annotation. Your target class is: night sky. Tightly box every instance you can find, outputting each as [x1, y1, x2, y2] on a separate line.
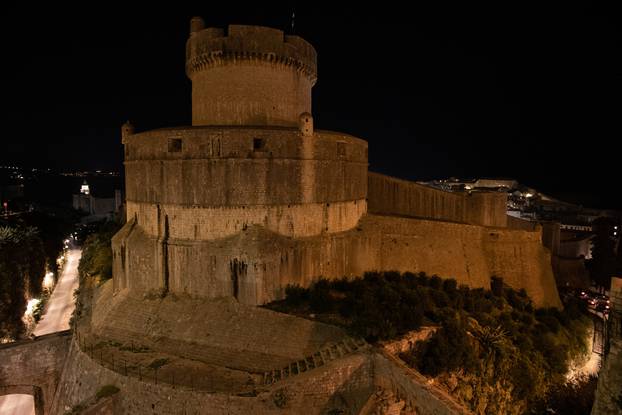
[1, 4, 620, 208]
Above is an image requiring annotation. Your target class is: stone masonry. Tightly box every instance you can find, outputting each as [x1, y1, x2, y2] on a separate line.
[0, 331, 71, 415]
[112, 19, 561, 308]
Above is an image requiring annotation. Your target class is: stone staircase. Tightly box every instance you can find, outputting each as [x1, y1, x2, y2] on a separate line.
[261, 336, 367, 386]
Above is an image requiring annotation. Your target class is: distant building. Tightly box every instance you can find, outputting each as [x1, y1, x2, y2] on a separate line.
[72, 180, 122, 220]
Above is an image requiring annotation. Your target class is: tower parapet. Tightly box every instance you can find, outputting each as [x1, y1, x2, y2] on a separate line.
[186, 22, 317, 127]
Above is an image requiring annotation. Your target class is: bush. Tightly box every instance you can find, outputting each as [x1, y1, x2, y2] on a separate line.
[429, 275, 443, 290]
[268, 270, 591, 413]
[309, 279, 334, 313]
[284, 284, 308, 305]
[78, 220, 122, 282]
[442, 278, 458, 293]
[491, 276, 504, 297]
[417, 317, 477, 376]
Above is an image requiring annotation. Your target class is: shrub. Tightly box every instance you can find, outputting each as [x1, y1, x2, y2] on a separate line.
[309, 279, 334, 313]
[416, 272, 430, 286]
[491, 276, 504, 297]
[417, 317, 477, 376]
[284, 284, 308, 305]
[429, 275, 443, 290]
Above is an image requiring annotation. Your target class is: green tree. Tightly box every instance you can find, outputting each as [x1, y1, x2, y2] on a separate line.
[0, 226, 46, 340]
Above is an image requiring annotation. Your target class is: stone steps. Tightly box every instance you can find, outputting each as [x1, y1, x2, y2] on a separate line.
[261, 336, 367, 386]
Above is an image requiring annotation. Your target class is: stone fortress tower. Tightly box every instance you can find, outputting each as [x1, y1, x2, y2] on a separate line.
[113, 17, 561, 309]
[5, 18, 564, 414]
[114, 19, 367, 305]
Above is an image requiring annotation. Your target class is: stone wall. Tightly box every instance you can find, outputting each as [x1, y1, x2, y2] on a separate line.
[368, 172, 508, 228]
[113, 213, 560, 308]
[0, 331, 71, 415]
[123, 127, 368, 240]
[372, 352, 470, 415]
[186, 24, 317, 127]
[51, 334, 470, 414]
[552, 256, 590, 288]
[507, 215, 539, 231]
[51, 339, 375, 414]
[90, 285, 348, 373]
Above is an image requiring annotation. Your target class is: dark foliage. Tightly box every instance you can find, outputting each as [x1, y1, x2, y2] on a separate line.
[275, 271, 591, 412]
[19, 210, 77, 285]
[0, 226, 46, 339]
[587, 217, 618, 290]
[490, 276, 504, 297]
[78, 220, 122, 282]
[532, 375, 598, 414]
[416, 317, 477, 376]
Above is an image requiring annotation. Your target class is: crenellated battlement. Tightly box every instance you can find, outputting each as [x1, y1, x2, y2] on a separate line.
[185, 19, 317, 127]
[186, 24, 317, 83]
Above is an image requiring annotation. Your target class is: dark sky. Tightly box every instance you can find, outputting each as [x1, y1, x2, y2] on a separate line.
[1, 4, 620, 208]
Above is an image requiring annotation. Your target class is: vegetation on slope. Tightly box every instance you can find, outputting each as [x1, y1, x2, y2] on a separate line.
[270, 272, 592, 414]
[0, 226, 46, 340]
[78, 220, 122, 283]
[0, 210, 76, 340]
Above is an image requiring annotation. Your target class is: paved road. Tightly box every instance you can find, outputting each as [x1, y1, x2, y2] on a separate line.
[0, 396, 34, 415]
[0, 247, 81, 415]
[33, 248, 81, 337]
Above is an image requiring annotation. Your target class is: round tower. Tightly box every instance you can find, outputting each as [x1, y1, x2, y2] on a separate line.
[185, 24, 317, 127]
[114, 21, 368, 306]
[121, 120, 134, 144]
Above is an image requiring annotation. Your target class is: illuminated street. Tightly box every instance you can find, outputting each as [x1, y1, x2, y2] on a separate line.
[0, 246, 81, 415]
[33, 247, 81, 337]
[0, 395, 34, 415]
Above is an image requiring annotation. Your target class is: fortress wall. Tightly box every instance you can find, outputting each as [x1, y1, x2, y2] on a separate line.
[124, 128, 367, 207]
[264, 215, 558, 308]
[186, 24, 317, 127]
[126, 200, 366, 240]
[507, 215, 539, 231]
[125, 128, 367, 162]
[90, 286, 348, 372]
[112, 214, 560, 308]
[0, 331, 71, 415]
[191, 63, 313, 127]
[466, 191, 508, 227]
[358, 216, 559, 308]
[111, 222, 162, 294]
[51, 339, 374, 414]
[52, 336, 462, 414]
[368, 172, 508, 227]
